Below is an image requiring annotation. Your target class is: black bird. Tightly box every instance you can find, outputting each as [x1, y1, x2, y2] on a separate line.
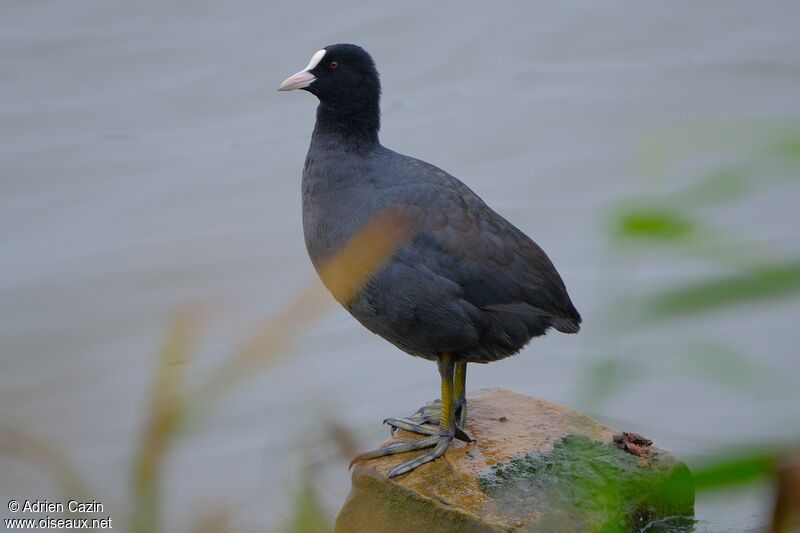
[278, 44, 581, 477]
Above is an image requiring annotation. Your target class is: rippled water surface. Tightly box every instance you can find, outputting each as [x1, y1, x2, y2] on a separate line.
[2, 2, 799, 531]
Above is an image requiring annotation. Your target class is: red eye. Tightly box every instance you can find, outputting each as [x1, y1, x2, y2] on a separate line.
[329, 61, 338, 69]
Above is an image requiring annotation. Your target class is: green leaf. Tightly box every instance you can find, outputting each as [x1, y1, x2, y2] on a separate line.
[646, 261, 800, 318]
[692, 451, 781, 491]
[614, 209, 696, 241]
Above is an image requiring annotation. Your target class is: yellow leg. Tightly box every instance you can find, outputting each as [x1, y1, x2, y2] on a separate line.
[386, 359, 472, 442]
[438, 352, 455, 434]
[454, 361, 467, 425]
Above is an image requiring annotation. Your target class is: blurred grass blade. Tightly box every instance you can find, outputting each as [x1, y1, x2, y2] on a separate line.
[671, 167, 750, 207]
[288, 474, 332, 533]
[771, 130, 800, 170]
[130, 309, 200, 533]
[645, 261, 800, 318]
[0, 424, 93, 506]
[692, 450, 782, 491]
[122, 208, 412, 532]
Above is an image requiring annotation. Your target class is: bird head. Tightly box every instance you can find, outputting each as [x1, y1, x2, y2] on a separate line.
[277, 44, 381, 107]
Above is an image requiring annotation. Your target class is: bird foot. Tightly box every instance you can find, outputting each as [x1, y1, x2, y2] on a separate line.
[386, 399, 472, 442]
[350, 431, 454, 478]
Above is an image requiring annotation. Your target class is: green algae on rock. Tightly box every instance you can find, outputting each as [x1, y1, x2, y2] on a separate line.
[478, 434, 694, 532]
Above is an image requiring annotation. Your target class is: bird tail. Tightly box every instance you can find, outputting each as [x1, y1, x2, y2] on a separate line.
[552, 301, 582, 334]
[481, 301, 582, 334]
[551, 316, 580, 334]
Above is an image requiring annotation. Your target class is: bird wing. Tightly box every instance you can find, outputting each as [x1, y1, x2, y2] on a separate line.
[386, 169, 581, 334]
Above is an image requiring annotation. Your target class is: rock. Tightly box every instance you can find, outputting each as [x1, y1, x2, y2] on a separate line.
[336, 388, 694, 533]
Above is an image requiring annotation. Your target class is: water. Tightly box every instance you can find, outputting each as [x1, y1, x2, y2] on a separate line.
[2, 1, 799, 531]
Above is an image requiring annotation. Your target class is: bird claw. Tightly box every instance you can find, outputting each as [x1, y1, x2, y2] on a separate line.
[349, 432, 454, 478]
[349, 434, 441, 469]
[387, 434, 452, 478]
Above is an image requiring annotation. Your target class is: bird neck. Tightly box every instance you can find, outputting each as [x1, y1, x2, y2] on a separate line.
[312, 97, 380, 152]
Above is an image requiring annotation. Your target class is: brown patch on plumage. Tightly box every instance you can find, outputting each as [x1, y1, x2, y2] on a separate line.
[318, 208, 414, 306]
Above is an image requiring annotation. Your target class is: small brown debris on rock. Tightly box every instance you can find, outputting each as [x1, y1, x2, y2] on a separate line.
[614, 431, 655, 458]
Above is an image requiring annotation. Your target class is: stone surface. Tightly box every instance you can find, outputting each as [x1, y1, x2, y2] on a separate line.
[336, 388, 694, 533]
